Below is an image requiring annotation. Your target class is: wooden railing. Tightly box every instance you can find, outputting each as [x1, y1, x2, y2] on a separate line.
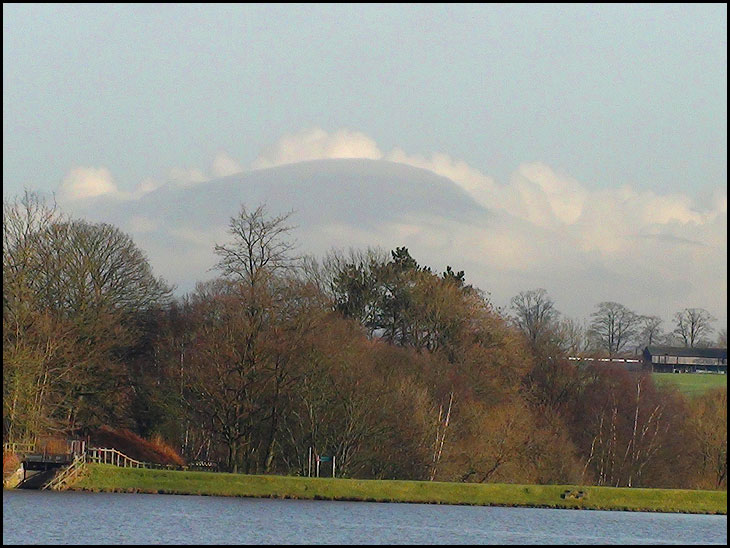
[86, 447, 186, 470]
[43, 454, 86, 491]
[7, 442, 199, 491]
[4, 439, 85, 456]
[87, 447, 146, 468]
[86, 447, 218, 471]
[3, 442, 36, 455]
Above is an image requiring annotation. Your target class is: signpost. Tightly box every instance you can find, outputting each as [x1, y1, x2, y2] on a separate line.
[309, 448, 336, 478]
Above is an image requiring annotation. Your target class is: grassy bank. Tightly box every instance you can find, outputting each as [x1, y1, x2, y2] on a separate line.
[69, 464, 727, 515]
[653, 372, 727, 397]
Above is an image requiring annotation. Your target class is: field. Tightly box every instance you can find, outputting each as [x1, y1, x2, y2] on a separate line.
[69, 464, 727, 515]
[653, 373, 727, 397]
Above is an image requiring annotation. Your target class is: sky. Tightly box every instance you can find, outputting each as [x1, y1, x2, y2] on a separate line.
[3, 4, 728, 328]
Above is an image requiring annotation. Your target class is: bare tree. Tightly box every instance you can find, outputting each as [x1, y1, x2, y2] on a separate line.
[181, 282, 264, 472]
[4, 193, 171, 441]
[214, 204, 297, 290]
[429, 391, 453, 481]
[580, 371, 670, 488]
[3, 191, 61, 327]
[588, 302, 640, 357]
[183, 204, 303, 472]
[637, 315, 664, 348]
[554, 316, 589, 356]
[620, 376, 667, 487]
[673, 308, 716, 348]
[510, 289, 558, 348]
[37, 220, 172, 314]
[689, 388, 727, 489]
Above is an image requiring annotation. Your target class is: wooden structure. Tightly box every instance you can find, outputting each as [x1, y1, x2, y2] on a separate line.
[86, 447, 183, 469]
[43, 454, 86, 490]
[643, 346, 727, 374]
[5, 439, 86, 489]
[14, 439, 85, 472]
[3, 442, 36, 454]
[7, 439, 217, 489]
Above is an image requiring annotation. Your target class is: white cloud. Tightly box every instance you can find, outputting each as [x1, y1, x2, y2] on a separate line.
[212, 151, 243, 178]
[125, 151, 243, 198]
[252, 128, 383, 169]
[638, 192, 704, 225]
[58, 166, 119, 202]
[168, 166, 208, 186]
[57, 133, 726, 266]
[56, 129, 726, 325]
[386, 148, 500, 205]
[131, 178, 163, 197]
[511, 163, 587, 226]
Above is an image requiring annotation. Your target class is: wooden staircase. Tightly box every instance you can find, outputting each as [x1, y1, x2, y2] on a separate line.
[43, 453, 87, 490]
[7, 439, 196, 490]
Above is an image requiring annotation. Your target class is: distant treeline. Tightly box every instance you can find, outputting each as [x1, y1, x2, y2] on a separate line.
[3, 192, 726, 490]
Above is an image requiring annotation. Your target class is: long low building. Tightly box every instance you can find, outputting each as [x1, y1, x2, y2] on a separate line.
[643, 346, 727, 374]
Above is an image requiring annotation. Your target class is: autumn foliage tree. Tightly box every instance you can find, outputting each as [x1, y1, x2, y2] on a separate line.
[3, 193, 724, 491]
[3, 192, 170, 443]
[688, 388, 727, 489]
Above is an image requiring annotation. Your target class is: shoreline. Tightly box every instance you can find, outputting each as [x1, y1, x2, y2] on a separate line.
[61, 464, 727, 515]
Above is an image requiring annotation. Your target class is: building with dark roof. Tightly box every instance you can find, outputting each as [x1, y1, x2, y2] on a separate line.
[642, 346, 727, 374]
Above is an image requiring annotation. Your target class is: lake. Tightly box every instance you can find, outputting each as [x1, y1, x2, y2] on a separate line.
[3, 490, 727, 545]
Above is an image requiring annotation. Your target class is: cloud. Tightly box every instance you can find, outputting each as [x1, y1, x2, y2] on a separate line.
[127, 216, 157, 233]
[167, 226, 229, 247]
[168, 166, 208, 186]
[58, 166, 119, 201]
[252, 128, 383, 169]
[510, 163, 587, 226]
[212, 151, 243, 178]
[58, 133, 726, 265]
[126, 177, 165, 198]
[380, 143, 724, 269]
[638, 192, 704, 225]
[387, 148, 500, 205]
[111, 150, 245, 200]
[56, 129, 726, 326]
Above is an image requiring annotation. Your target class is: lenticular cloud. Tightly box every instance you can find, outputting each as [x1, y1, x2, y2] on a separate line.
[57, 129, 727, 326]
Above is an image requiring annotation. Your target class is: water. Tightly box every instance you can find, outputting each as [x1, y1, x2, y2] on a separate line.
[3, 490, 727, 545]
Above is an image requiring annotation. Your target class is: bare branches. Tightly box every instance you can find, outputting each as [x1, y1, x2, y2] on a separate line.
[3, 193, 172, 442]
[510, 288, 558, 348]
[429, 391, 454, 481]
[673, 308, 716, 348]
[588, 302, 641, 357]
[213, 204, 298, 288]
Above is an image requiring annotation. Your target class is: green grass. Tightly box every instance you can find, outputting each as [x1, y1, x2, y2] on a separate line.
[69, 464, 727, 515]
[653, 373, 727, 397]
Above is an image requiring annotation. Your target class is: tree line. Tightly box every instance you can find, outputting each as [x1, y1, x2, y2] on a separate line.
[510, 289, 724, 359]
[3, 192, 726, 490]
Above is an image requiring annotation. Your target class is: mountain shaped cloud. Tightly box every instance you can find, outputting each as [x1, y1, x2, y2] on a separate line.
[57, 129, 727, 326]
